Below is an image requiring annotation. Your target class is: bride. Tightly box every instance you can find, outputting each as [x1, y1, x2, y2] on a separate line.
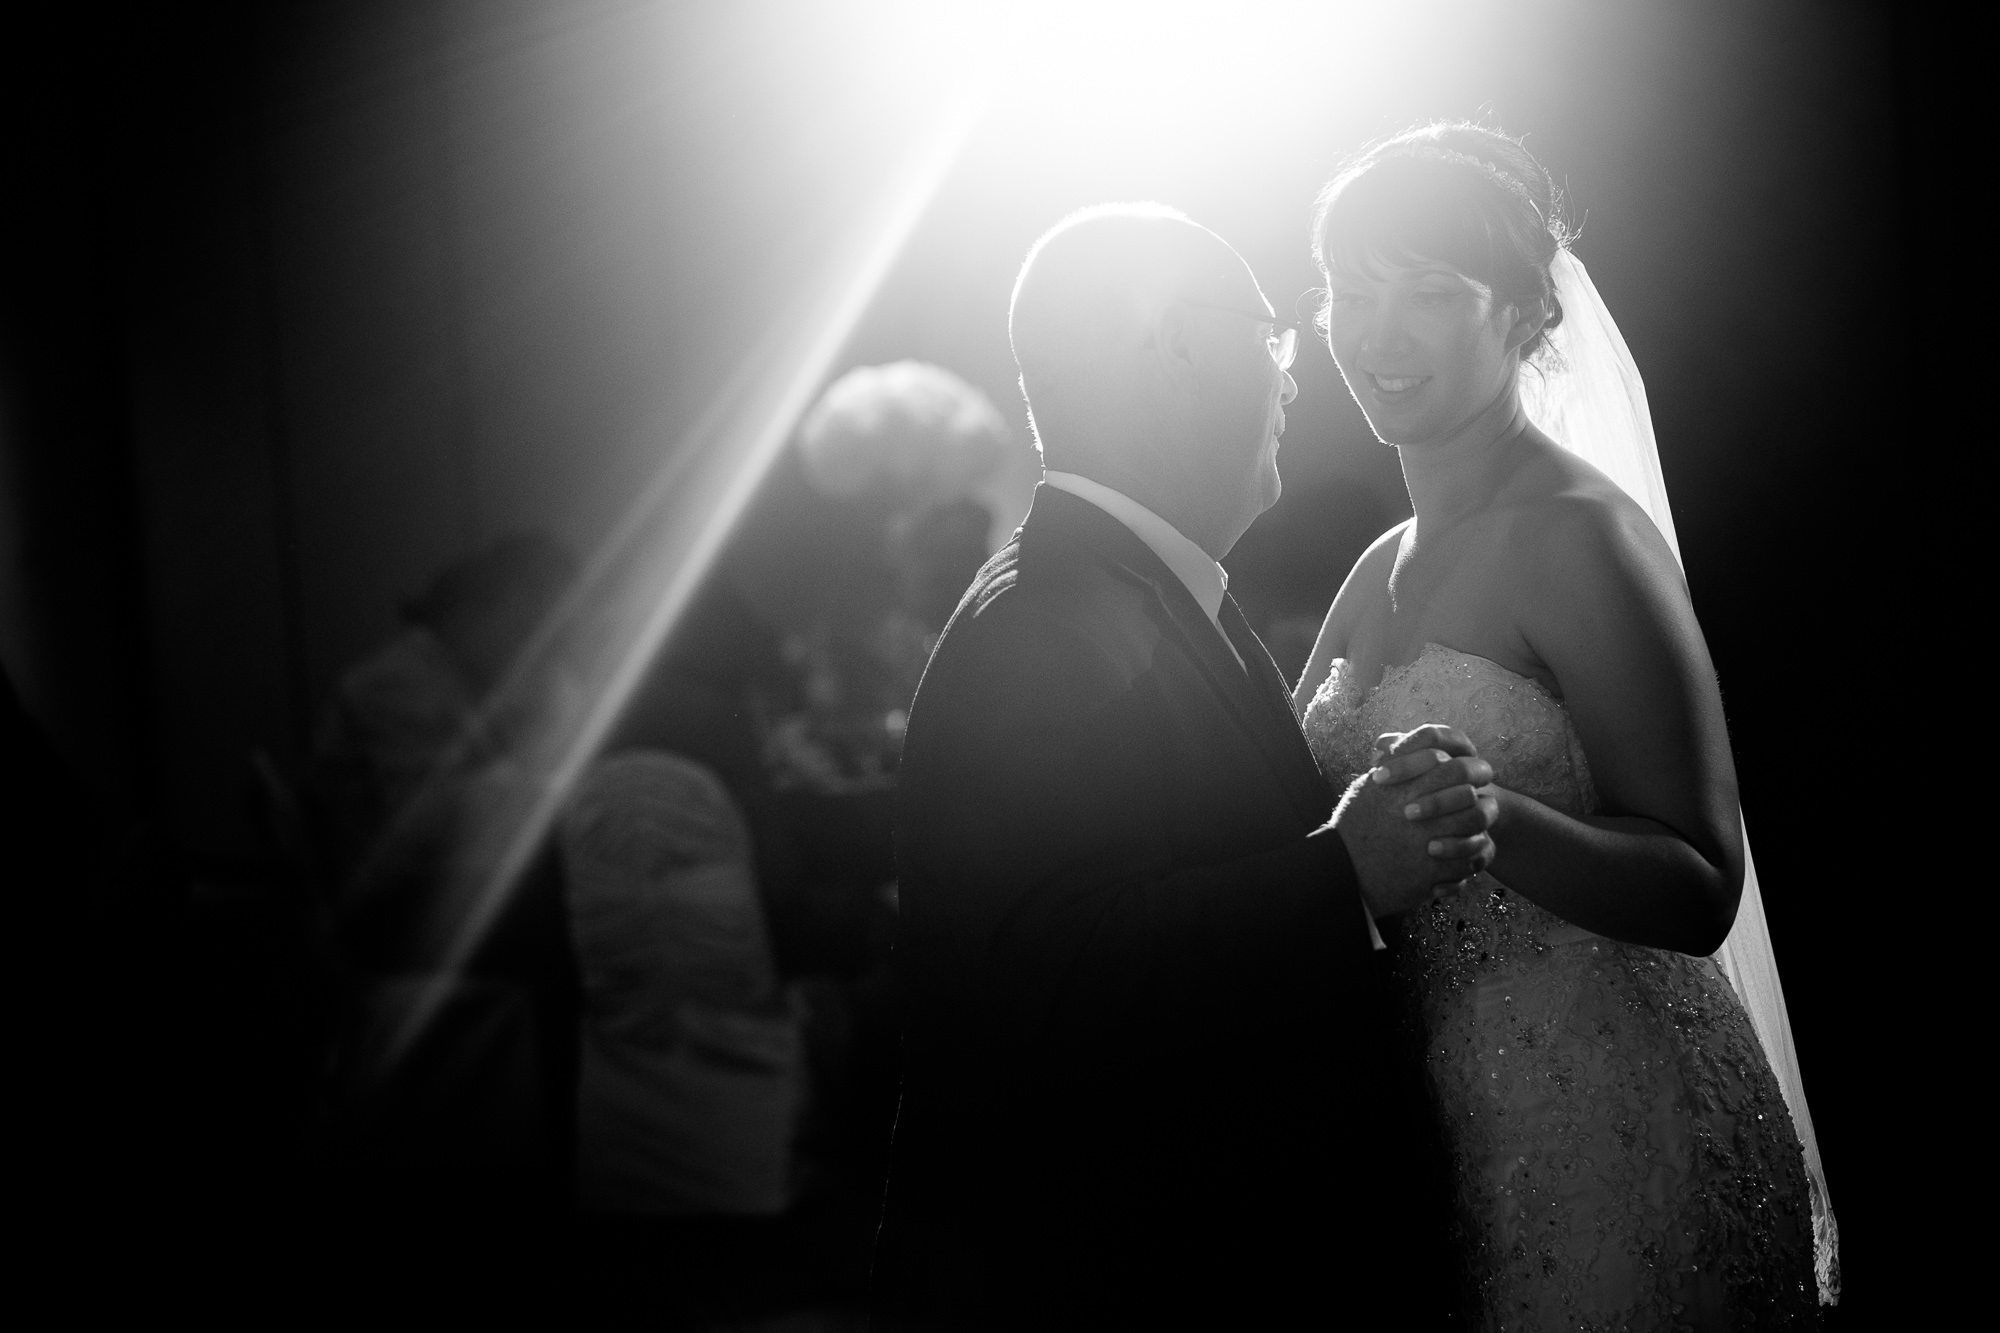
[1294, 122, 1834, 1328]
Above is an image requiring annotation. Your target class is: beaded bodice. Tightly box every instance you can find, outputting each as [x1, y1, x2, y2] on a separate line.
[1302, 643, 1818, 1330]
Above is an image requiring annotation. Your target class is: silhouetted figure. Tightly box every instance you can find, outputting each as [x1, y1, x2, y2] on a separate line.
[876, 206, 1489, 1329]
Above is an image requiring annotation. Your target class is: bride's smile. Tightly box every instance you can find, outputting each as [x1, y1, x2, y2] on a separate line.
[1366, 372, 1428, 394]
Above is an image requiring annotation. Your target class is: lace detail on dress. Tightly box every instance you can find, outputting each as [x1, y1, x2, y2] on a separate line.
[1304, 644, 1819, 1330]
[1308, 645, 1597, 819]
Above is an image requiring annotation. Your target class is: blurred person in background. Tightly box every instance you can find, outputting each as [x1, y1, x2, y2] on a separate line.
[310, 531, 579, 901]
[559, 749, 812, 1322]
[759, 359, 1038, 803]
[303, 531, 582, 1222]
[568, 362, 1034, 1315]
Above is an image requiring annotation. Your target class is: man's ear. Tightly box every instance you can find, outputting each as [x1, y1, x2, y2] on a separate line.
[1151, 300, 1197, 371]
[1504, 297, 1549, 356]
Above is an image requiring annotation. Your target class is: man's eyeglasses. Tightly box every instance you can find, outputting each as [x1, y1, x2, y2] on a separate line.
[1183, 300, 1299, 371]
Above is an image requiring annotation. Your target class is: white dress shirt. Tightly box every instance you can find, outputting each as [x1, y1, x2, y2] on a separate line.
[1042, 470, 1243, 669]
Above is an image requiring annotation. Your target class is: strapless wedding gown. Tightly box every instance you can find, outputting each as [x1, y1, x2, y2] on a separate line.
[1304, 644, 1818, 1330]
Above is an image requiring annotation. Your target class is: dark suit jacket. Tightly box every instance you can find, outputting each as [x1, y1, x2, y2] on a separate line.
[874, 486, 1434, 1329]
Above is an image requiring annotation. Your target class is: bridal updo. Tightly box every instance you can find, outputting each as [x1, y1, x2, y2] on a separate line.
[1312, 121, 1571, 362]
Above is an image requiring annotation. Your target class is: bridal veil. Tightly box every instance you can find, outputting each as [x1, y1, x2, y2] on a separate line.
[1520, 250, 1841, 1303]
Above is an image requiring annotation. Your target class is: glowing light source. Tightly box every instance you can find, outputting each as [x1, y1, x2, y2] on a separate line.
[369, 0, 1511, 1064]
[859, 0, 1493, 143]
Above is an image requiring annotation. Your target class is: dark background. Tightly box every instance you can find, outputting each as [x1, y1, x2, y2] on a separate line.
[3, 0, 1919, 1316]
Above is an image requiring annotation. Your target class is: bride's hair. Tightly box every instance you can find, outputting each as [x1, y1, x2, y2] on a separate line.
[1311, 121, 1572, 363]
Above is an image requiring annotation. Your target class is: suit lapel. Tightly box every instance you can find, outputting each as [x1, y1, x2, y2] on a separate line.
[1219, 596, 1312, 729]
[1220, 597, 1328, 753]
[1214, 594, 1335, 817]
[1027, 487, 1332, 821]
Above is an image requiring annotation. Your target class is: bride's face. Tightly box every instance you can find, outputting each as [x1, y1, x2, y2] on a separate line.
[1324, 260, 1518, 446]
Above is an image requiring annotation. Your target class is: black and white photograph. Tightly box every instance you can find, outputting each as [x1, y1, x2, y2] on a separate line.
[4, 2, 1918, 1326]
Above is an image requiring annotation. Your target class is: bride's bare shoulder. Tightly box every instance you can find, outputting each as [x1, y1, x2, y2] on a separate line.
[1506, 436, 1668, 553]
[1333, 518, 1410, 620]
[1344, 515, 1411, 580]
[1509, 456, 1684, 616]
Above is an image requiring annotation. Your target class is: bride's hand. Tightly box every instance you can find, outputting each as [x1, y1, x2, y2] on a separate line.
[1378, 726, 1501, 893]
[1336, 726, 1497, 918]
[1373, 725, 1476, 765]
[1374, 725, 1500, 822]
[1376, 727, 1501, 902]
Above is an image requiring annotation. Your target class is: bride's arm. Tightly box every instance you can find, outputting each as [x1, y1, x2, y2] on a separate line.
[1292, 520, 1409, 712]
[1485, 494, 1745, 956]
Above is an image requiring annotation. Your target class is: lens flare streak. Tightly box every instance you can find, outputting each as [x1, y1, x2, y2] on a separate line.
[385, 94, 986, 1063]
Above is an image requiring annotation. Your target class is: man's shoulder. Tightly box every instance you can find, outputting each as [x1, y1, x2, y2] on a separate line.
[902, 520, 1171, 758]
[939, 520, 1163, 676]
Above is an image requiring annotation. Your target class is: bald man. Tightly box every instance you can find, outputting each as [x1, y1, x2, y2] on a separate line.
[873, 205, 1494, 1328]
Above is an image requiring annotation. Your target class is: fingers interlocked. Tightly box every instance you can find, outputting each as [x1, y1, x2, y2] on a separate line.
[1368, 740, 1499, 882]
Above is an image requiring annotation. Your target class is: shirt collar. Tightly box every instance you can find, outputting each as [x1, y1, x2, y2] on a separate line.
[1042, 470, 1231, 627]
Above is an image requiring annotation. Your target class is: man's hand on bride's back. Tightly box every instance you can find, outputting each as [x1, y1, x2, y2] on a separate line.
[1332, 724, 1498, 920]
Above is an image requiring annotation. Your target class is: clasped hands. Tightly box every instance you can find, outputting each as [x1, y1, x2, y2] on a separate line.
[1330, 724, 1499, 921]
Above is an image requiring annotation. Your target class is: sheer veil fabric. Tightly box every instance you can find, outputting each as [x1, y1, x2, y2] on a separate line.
[1519, 251, 1839, 1303]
